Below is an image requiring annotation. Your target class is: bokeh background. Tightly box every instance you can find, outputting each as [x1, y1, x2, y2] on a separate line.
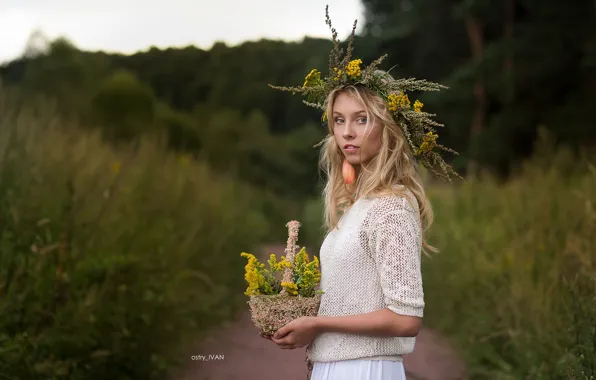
[0, 0, 594, 379]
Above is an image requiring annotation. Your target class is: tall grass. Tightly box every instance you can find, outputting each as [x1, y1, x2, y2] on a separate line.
[0, 90, 271, 379]
[423, 130, 596, 379]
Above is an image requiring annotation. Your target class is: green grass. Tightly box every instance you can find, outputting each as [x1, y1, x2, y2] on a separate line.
[0, 92, 273, 379]
[423, 133, 596, 379]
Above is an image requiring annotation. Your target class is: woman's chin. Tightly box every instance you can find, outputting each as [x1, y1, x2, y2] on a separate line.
[343, 156, 360, 165]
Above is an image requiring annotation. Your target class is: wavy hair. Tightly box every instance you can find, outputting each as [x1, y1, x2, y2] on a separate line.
[319, 84, 437, 255]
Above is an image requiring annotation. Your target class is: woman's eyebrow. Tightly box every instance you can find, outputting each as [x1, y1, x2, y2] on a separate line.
[332, 110, 367, 116]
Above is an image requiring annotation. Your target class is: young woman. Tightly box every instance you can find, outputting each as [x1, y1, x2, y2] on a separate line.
[264, 9, 460, 379]
[268, 82, 430, 380]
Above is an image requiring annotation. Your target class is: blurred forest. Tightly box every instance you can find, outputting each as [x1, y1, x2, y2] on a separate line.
[0, 0, 595, 379]
[2, 0, 594, 194]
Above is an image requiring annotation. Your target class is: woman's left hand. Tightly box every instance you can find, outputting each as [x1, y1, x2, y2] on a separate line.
[271, 316, 319, 349]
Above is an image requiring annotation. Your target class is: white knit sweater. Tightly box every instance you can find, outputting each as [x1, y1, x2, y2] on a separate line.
[306, 189, 424, 362]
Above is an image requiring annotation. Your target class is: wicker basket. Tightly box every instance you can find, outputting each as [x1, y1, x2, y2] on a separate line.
[248, 293, 322, 336]
[246, 220, 322, 337]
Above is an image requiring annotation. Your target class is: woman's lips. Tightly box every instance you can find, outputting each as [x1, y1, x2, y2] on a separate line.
[344, 144, 359, 153]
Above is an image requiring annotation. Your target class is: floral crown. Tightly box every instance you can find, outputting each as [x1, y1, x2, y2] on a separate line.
[268, 6, 462, 182]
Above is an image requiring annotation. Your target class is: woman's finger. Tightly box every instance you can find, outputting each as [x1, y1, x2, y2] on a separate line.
[259, 332, 272, 340]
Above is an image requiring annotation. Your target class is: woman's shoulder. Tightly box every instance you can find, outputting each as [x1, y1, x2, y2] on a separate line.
[361, 185, 420, 222]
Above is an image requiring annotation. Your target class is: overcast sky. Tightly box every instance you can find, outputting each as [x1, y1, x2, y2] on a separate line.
[0, 0, 365, 64]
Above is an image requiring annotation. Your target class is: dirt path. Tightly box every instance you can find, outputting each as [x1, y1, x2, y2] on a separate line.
[178, 244, 466, 380]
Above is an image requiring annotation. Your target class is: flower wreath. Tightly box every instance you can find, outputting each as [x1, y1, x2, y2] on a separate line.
[269, 6, 462, 182]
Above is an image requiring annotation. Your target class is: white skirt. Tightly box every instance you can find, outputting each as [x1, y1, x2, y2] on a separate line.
[310, 359, 406, 380]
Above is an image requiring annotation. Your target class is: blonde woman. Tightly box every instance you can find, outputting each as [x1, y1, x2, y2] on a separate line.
[264, 8, 460, 380]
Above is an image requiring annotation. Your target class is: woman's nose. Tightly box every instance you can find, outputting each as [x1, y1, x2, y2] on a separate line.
[342, 123, 355, 140]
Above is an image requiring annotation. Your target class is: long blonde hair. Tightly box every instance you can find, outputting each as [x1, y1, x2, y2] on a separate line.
[319, 84, 438, 255]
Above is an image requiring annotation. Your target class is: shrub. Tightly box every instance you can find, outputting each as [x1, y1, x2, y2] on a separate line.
[0, 91, 269, 379]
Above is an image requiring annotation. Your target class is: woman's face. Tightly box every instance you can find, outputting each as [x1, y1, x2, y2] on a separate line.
[332, 92, 383, 167]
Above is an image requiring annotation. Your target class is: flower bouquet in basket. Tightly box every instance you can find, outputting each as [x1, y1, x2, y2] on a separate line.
[240, 220, 324, 337]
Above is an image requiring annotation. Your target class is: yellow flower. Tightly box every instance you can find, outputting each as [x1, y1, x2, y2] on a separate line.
[333, 67, 343, 81]
[301, 269, 320, 290]
[303, 68, 322, 88]
[397, 91, 411, 108]
[241, 252, 271, 295]
[278, 258, 292, 270]
[281, 281, 299, 296]
[269, 253, 291, 272]
[322, 111, 327, 123]
[345, 59, 362, 78]
[414, 132, 439, 156]
[387, 93, 399, 111]
[294, 247, 308, 268]
[387, 91, 410, 112]
[267, 254, 279, 272]
[414, 100, 423, 112]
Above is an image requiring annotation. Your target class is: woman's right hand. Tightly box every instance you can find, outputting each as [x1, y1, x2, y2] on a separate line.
[259, 332, 273, 341]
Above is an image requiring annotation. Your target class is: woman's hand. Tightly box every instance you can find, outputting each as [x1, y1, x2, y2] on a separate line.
[271, 316, 319, 349]
[259, 332, 273, 341]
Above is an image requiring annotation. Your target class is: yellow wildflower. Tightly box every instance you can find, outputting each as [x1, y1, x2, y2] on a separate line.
[387, 93, 399, 111]
[269, 253, 291, 272]
[415, 132, 439, 156]
[278, 258, 292, 270]
[303, 69, 322, 88]
[414, 100, 423, 112]
[322, 111, 327, 123]
[301, 269, 318, 291]
[333, 67, 343, 81]
[387, 91, 411, 111]
[281, 281, 298, 296]
[241, 252, 271, 295]
[267, 254, 279, 272]
[294, 247, 308, 269]
[345, 59, 362, 78]
[397, 91, 411, 108]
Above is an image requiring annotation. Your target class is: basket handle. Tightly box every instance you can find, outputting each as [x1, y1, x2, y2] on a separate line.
[280, 220, 301, 294]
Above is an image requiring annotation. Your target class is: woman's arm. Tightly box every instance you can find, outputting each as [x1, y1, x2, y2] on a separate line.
[269, 309, 421, 349]
[315, 308, 422, 337]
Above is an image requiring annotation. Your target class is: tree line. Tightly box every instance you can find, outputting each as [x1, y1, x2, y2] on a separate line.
[1, 0, 593, 197]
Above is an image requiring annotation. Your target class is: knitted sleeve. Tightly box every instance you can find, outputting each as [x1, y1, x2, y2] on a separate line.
[366, 197, 425, 318]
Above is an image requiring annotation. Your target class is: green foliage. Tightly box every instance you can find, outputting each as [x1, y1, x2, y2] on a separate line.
[361, 0, 595, 176]
[421, 130, 596, 378]
[0, 93, 271, 379]
[299, 197, 326, 252]
[17, 37, 109, 116]
[0, 37, 330, 199]
[92, 69, 157, 141]
[2, 1, 594, 184]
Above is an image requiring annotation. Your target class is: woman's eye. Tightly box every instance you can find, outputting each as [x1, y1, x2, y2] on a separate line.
[334, 118, 344, 124]
[357, 117, 367, 123]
